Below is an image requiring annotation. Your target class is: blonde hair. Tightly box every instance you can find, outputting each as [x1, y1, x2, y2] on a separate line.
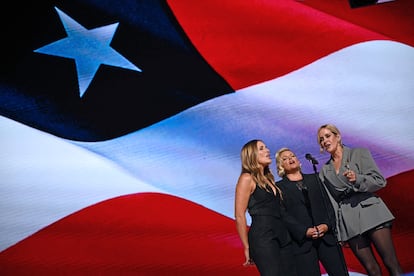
[275, 147, 290, 177]
[317, 124, 343, 153]
[240, 140, 282, 198]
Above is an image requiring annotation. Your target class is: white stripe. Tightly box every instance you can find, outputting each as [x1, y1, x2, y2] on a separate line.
[0, 116, 164, 251]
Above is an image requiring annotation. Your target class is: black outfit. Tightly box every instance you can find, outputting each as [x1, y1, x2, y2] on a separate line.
[248, 184, 297, 276]
[278, 174, 349, 276]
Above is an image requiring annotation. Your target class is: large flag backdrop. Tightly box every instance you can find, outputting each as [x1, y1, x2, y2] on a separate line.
[1, 0, 413, 275]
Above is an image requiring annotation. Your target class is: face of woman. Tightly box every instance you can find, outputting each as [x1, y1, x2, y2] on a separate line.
[318, 128, 340, 154]
[279, 150, 300, 174]
[256, 141, 272, 167]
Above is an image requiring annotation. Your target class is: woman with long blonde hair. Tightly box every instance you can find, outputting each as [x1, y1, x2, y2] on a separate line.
[235, 139, 297, 276]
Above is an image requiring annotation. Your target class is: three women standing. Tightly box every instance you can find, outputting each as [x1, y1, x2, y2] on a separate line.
[234, 123, 403, 275]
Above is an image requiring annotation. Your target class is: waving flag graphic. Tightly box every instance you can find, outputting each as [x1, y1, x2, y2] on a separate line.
[1, 0, 413, 275]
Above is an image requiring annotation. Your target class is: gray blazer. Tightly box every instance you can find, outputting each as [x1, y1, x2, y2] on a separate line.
[319, 146, 394, 241]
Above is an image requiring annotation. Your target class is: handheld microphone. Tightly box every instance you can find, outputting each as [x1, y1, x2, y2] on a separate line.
[305, 153, 319, 165]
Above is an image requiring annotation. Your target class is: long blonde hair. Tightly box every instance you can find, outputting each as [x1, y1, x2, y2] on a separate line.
[240, 140, 282, 197]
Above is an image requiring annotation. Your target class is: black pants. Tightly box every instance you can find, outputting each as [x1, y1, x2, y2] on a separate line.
[294, 239, 349, 276]
[252, 242, 297, 276]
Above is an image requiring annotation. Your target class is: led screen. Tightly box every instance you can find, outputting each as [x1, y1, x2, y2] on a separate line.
[1, 0, 413, 275]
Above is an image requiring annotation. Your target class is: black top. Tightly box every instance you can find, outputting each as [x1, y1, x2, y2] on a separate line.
[248, 184, 291, 247]
[278, 173, 337, 252]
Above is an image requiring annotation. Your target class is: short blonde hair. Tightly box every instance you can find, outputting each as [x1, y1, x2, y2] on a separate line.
[317, 124, 343, 153]
[275, 147, 291, 177]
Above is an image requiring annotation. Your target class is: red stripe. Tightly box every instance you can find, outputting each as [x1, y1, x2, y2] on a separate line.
[301, 0, 414, 47]
[1, 170, 413, 275]
[167, 0, 395, 90]
[0, 193, 258, 275]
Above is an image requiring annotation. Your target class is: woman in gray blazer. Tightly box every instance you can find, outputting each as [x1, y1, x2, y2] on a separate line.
[317, 124, 403, 276]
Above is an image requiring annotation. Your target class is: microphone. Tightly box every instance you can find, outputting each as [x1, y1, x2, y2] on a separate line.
[305, 153, 319, 165]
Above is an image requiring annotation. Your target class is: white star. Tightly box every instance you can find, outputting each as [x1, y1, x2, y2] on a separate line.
[34, 7, 142, 98]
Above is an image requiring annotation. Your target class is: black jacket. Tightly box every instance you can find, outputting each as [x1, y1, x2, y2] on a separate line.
[278, 173, 337, 254]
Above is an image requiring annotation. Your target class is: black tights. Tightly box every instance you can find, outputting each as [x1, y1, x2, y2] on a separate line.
[347, 226, 403, 276]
